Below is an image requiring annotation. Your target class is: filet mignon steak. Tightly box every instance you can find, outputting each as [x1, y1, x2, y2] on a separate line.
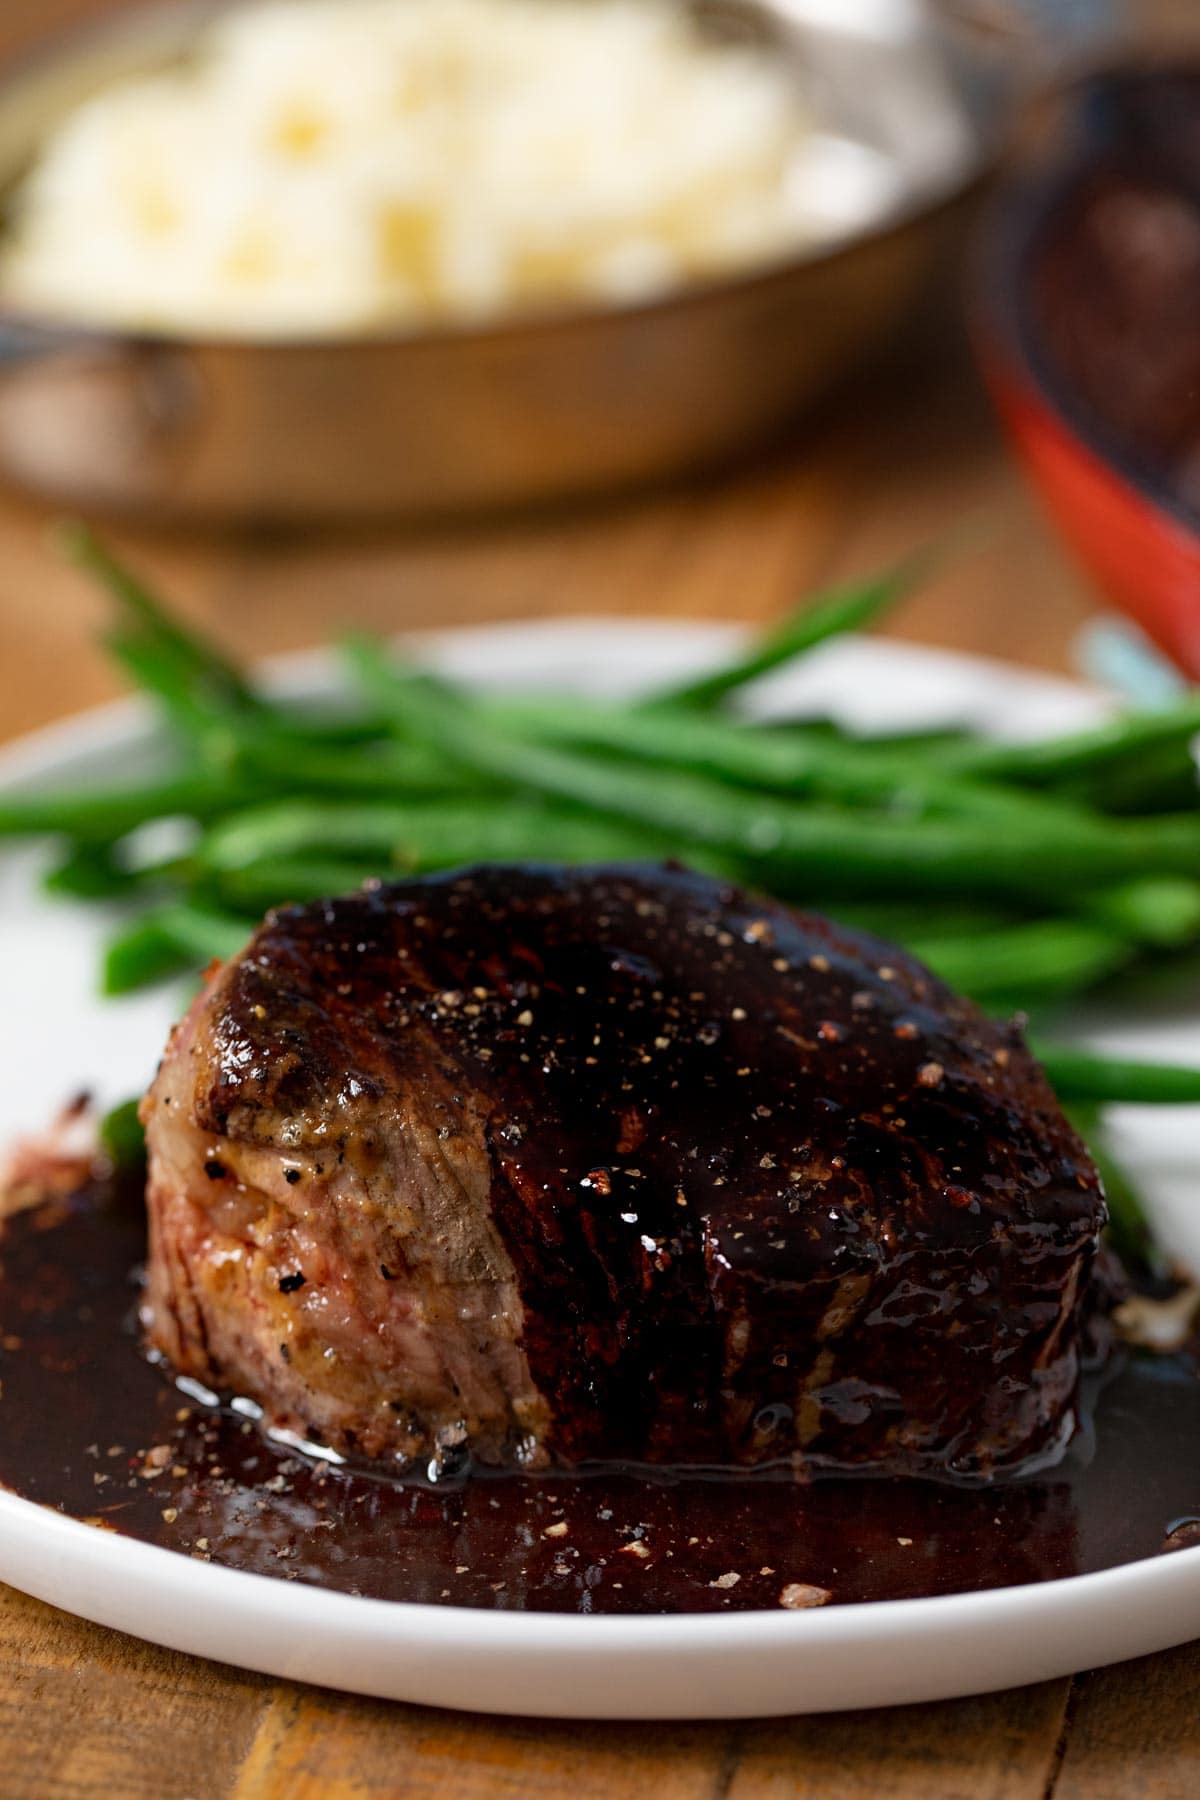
[140, 863, 1106, 1480]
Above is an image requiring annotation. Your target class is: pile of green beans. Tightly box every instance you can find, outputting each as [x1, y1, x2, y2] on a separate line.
[10, 525, 1200, 1265]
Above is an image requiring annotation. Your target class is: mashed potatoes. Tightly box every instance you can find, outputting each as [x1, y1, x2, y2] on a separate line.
[0, 0, 817, 336]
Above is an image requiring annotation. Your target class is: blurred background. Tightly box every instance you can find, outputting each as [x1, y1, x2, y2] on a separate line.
[0, 0, 1196, 740]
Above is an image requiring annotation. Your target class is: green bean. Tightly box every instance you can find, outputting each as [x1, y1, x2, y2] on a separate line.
[826, 901, 1016, 941]
[944, 697, 1200, 786]
[107, 607, 475, 791]
[365, 672, 1189, 901]
[104, 626, 245, 747]
[59, 524, 261, 716]
[217, 855, 390, 911]
[836, 884, 1200, 955]
[487, 695, 1100, 828]
[147, 900, 253, 960]
[1084, 877, 1200, 948]
[906, 922, 1132, 1003]
[1114, 813, 1200, 879]
[1064, 735, 1200, 816]
[340, 632, 459, 710]
[975, 993, 1062, 1026]
[102, 901, 251, 995]
[1093, 1139, 1157, 1271]
[102, 916, 191, 995]
[78, 542, 425, 771]
[268, 706, 395, 746]
[1064, 1102, 1156, 1272]
[1034, 1044, 1200, 1105]
[42, 842, 142, 900]
[750, 719, 982, 756]
[44, 838, 198, 901]
[230, 730, 486, 797]
[644, 557, 922, 711]
[199, 796, 705, 878]
[841, 726, 984, 757]
[99, 1097, 146, 1175]
[0, 770, 245, 840]
[201, 800, 426, 867]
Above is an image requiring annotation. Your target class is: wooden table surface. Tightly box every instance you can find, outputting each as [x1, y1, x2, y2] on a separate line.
[3, 4, 1200, 1796]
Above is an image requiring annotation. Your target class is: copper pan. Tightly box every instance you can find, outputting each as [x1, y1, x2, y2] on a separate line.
[0, 0, 1107, 525]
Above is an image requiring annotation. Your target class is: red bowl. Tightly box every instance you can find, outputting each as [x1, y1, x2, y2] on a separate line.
[972, 64, 1200, 675]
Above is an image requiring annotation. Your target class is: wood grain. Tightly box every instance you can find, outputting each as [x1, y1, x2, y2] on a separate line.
[1053, 1644, 1200, 1800]
[0, 2, 1197, 1795]
[726, 1682, 1072, 1800]
[0, 1587, 271, 1800]
[234, 1693, 741, 1800]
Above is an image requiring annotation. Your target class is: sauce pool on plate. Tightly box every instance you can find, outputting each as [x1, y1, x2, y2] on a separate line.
[1, 1178, 1199, 1615]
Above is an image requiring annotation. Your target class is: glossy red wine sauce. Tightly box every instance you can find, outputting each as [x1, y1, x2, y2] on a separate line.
[1, 1182, 1198, 1615]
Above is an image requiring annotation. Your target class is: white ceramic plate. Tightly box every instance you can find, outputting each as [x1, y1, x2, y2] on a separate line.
[2, 617, 1199, 1719]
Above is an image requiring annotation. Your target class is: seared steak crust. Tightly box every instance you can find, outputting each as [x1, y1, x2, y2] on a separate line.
[141, 863, 1106, 1479]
